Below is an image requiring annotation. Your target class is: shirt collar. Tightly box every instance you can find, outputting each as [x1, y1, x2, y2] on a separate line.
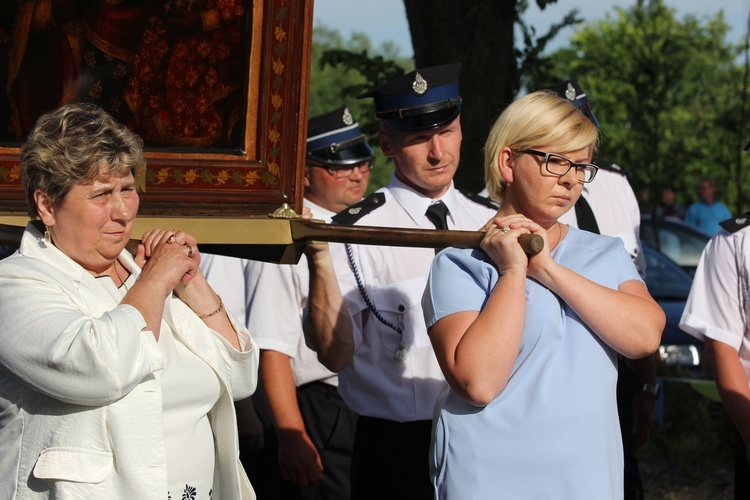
[387, 174, 457, 226]
[18, 221, 139, 284]
[303, 197, 337, 223]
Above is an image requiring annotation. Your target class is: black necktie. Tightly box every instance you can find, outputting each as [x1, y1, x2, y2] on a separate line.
[426, 201, 449, 254]
[426, 201, 449, 230]
[574, 196, 600, 234]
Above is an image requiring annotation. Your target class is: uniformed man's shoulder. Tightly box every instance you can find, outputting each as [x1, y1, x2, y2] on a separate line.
[592, 159, 628, 178]
[459, 190, 500, 210]
[332, 192, 386, 225]
[719, 211, 750, 234]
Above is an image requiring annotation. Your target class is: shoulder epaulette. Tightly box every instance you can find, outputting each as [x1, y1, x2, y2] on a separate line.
[592, 159, 628, 178]
[459, 190, 500, 210]
[332, 192, 386, 225]
[720, 211, 750, 233]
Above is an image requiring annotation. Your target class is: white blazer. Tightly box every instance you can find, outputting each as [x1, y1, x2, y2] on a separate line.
[0, 223, 258, 499]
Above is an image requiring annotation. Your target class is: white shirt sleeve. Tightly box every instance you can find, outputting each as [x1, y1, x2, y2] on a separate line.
[680, 229, 747, 349]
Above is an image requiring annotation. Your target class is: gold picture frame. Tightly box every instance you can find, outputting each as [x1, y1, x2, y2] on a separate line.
[0, 0, 313, 218]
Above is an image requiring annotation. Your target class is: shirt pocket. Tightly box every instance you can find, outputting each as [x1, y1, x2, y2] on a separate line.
[368, 277, 430, 353]
[33, 447, 113, 483]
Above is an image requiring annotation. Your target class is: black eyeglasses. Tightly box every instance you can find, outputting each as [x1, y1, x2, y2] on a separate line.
[308, 159, 374, 179]
[519, 149, 598, 183]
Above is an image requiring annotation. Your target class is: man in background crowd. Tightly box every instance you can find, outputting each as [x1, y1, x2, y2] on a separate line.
[656, 185, 685, 219]
[684, 177, 731, 235]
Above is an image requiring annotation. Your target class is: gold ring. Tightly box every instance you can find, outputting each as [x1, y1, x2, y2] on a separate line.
[500, 226, 510, 233]
[186, 245, 193, 256]
[167, 235, 178, 244]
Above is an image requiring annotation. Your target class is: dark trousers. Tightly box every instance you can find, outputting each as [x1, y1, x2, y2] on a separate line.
[351, 416, 433, 500]
[240, 382, 357, 500]
[238, 389, 290, 500]
[296, 382, 358, 500]
[735, 431, 750, 500]
[617, 358, 644, 500]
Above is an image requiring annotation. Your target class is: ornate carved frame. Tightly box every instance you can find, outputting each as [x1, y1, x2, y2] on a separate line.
[0, 0, 313, 218]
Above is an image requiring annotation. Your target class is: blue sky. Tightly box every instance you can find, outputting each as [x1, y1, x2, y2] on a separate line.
[313, 0, 749, 58]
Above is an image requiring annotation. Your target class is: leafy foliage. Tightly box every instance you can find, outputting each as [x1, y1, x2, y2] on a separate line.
[516, 6, 583, 94]
[311, 1, 750, 211]
[312, 1, 581, 193]
[531, 0, 749, 214]
[309, 26, 413, 193]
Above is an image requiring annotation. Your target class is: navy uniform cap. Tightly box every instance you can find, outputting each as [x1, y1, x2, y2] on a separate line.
[541, 78, 600, 128]
[358, 63, 462, 132]
[307, 106, 374, 166]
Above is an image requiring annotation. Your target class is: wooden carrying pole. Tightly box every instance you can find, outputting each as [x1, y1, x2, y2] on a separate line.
[0, 219, 543, 264]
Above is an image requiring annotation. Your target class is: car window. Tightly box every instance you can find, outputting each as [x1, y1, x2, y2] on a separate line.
[656, 228, 709, 268]
[641, 216, 710, 271]
[643, 244, 694, 300]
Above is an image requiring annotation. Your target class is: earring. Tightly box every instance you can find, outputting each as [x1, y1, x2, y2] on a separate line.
[44, 226, 51, 243]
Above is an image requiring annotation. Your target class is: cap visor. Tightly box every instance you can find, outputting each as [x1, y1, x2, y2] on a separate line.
[309, 141, 375, 166]
[381, 106, 460, 132]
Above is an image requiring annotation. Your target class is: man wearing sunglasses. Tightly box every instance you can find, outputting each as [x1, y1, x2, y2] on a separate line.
[201, 106, 373, 499]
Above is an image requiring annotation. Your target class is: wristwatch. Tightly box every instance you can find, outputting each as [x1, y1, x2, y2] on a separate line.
[641, 383, 661, 398]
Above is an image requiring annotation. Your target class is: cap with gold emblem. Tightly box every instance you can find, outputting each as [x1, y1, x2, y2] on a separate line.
[306, 106, 374, 166]
[540, 78, 600, 129]
[357, 63, 462, 131]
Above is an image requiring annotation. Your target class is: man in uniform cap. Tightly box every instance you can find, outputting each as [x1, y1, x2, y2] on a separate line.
[305, 106, 376, 176]
[359, 63, 464, 132]
[544, 78, 656, 500]
[202, 106, 372, 499]
[304, 64, 497, 499]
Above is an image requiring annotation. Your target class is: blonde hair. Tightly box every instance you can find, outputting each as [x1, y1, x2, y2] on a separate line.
[484, 91, 599, 200]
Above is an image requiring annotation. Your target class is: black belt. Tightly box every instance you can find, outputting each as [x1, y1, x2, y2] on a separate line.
[298, 380, 342, 401]
[357, 415, 432, 430]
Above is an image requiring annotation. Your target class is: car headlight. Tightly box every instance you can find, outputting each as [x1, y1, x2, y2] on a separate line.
[658, 345, 701, 366]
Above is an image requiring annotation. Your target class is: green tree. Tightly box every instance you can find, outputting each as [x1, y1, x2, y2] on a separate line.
[313, 1, 579, 193]
[531, 0, 749, 213]
[309, 26, 413, 193]
[403, 0, 580, 192]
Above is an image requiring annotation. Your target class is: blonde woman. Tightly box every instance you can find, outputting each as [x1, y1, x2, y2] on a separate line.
[422, 91, 664, 499]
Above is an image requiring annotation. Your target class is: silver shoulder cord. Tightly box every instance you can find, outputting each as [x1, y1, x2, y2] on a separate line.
[345, 243, 408, 360]
[733, 234, 748, 326]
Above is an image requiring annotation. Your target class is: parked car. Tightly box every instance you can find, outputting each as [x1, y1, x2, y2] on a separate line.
[640, 214, 711, 275]
[642, 242, 704, 371]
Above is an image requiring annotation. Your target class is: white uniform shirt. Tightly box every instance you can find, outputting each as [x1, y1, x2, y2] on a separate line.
[329, 175, 498, 422]
[201, 199, 338, 388]
[559, 165, 647, 276]
[680, 223, 750, 381]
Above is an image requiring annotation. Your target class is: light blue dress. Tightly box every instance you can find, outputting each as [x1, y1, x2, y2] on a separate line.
[422, 226, 642, 499]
